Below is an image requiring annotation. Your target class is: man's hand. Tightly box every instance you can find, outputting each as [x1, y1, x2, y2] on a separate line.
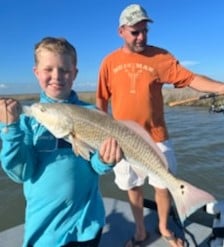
[99, 137, 123, 165]
[0, 98, 22, 124]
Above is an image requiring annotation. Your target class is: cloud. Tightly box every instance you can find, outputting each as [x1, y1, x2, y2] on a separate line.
[0, 83, 7, 89]
[180, 60, 200, 67]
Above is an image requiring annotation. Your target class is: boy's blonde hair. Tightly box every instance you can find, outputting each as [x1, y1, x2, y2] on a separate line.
[34, 37, 77, 66]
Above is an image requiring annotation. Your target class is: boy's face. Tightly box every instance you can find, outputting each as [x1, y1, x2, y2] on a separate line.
[33, 50, 78, 100]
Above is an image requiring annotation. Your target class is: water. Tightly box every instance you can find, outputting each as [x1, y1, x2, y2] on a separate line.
[0, 106, 224, 231]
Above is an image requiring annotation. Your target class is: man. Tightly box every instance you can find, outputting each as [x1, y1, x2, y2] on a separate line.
[96, 4, 224, 247]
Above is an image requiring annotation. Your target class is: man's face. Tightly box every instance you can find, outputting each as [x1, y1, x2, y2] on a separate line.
[119, 21, 148, 53]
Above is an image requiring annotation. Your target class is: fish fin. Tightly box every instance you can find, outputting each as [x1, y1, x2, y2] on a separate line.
[170, 179, 216, 224]
[132, 166, 148, 179]
[118, 158, 146, 179]
[131, 161, 166, 184]
[120, 120, 168, 167]
[70, 136, 95, 161]
[125, 158, 149, 179]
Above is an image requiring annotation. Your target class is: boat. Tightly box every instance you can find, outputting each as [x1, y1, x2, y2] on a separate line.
[0, 197, 224, 247]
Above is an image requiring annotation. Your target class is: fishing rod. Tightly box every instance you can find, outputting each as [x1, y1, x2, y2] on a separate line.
[168, 92, 224, 113]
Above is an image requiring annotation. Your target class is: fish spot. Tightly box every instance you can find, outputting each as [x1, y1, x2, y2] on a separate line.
[180, 184, 185, 194]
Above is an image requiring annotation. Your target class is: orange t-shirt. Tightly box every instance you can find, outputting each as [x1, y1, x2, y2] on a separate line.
[96, 46, 195, 142]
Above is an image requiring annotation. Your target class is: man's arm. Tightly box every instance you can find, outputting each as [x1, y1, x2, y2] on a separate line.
[96, 97, 109, 112]
[189, 74, 224, 93]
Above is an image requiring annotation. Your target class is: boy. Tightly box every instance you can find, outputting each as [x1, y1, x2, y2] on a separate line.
[0, 37, 122, 247]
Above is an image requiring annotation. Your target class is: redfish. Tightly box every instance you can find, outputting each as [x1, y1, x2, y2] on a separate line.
[23, 103, 216, 223]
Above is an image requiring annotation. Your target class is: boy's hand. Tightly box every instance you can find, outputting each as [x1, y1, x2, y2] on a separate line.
[99, 137, 123, 165]
[0, 98, 22, 124]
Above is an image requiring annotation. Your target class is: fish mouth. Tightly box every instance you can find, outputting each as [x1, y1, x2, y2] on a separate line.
[22, 103, 44, 116]
[22, 105, 32, 116]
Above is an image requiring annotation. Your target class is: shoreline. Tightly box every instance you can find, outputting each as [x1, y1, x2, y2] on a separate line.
[0, 88, 222, 107]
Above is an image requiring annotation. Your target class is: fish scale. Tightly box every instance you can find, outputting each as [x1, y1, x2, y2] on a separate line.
[71, 108, 165, 175]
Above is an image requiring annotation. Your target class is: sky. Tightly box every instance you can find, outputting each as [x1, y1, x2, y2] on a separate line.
[1, 0, 224, 94]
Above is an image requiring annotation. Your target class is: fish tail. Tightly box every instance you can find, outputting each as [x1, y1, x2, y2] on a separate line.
[170, 179, 216, 224]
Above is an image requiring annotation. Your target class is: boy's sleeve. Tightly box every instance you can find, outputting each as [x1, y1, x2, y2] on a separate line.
[0, 118, 36, 183]
[90, 151, 115, 175]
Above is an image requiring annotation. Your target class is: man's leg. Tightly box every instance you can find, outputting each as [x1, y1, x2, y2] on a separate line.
[124, 186, 150, 247]
[127, 186, 147, 241]
[155, 187, 184, 247]
[113, 160, 148, 247]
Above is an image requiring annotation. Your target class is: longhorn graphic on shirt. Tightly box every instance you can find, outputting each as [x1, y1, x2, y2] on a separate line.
[124, 64, 143, 94]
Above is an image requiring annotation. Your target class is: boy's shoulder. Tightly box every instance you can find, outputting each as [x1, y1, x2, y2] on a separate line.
[76, 100, 95, 109]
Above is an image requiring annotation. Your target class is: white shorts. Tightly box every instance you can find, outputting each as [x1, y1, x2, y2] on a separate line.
[113, 139, 177, 190]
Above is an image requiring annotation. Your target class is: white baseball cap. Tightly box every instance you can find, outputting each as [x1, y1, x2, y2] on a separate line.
[119, 4, 153, 27]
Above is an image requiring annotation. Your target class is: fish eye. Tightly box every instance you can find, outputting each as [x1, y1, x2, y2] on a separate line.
[40, 106, 46, 112]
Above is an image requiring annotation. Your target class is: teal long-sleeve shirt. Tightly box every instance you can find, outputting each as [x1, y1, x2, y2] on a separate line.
[0, 91, 114, 247]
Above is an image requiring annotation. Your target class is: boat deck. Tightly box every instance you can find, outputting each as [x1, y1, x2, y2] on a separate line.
[0, 197, 220, 247]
